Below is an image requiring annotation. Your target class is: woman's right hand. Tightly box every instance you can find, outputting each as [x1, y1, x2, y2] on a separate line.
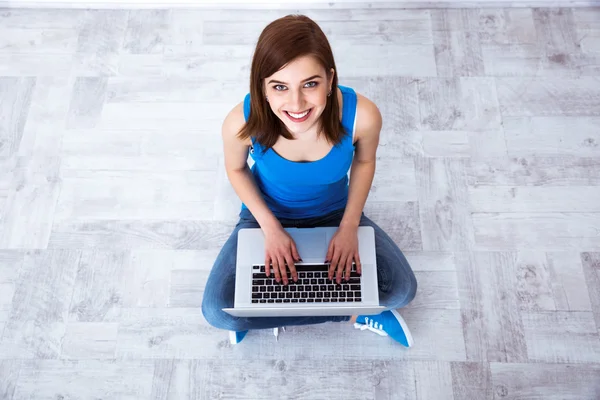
[263, 225, 301, 285]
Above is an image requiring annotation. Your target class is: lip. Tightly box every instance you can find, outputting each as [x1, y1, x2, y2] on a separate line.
[284, 108, 312, 123]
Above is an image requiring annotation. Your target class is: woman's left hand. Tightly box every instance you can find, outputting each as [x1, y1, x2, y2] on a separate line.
[326, 225, 362, 283]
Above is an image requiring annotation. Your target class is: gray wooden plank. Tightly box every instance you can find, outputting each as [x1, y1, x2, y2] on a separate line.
[533, 8, 581, 72]
[60, 322, 118, 360]
[321, 18, 434, 46]
[106, 77, 246, 103]
[0, 360, 21, 400]
[151, 359, 212, 400]
[418, 78, 461, 130]
[504, 117, 600, 157]
[467, 130, 508, 160]
[68, 250, 128, 323]
[0, 78, 36, 158]
[200, 360, 417, 400]
[490, 363, 600, 400]
[434, 29, 484, 77]
[18, 77, 74, 158]
[98, 102, 231, 130]
[213, 155, 242, 221]
[124, 10, 169, 54]
[0, 252, 24, 325]
[60, 128, 221, 166]
[416, 157, 473, 251]
[74, 10, 128, 76]
[515, 251, 592, 312]
[0, 156, 61, 249]
[343, 77, 421, 159]
[0, 54, 73, 76]
[450, 362, 492, 400]
[420, 131, 470, 157]
[406, 271, 459, 310]
[469, 186, 600, 212]
[478, 9, 537, 45]
[362, 201, 422, 251]
[414, 362, 454, 400]
[496, 77, 600, 116]
[546, 252, 593, 312]
[121, 250, 177, 308]
[0, 9, 85, 29]
[418, 77, 501, 130]
[55, 170, 217, 221]
[468, 156, 600, 186]
[12, 359, 155, 400]
[335, 44, 437, 77]
[581, 252, 600, 332]
[454, 251, 527, 362]
[0, 28, 78, 54]
[522, 310, 600, 363]
[573, 8, 600, 55]
[48, 220, 237, 250]
[473, 212, 600, 250]
[431, 9, 480, 32]
[66, 77, 107, 129]
[170, 251, 220, 307]
[0, 250, 78, 359]
[403, 251, 456, 272]
[369, 157, 418, 202]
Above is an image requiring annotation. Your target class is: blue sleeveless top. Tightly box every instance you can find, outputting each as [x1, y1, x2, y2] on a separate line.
[241, 85, 358, 219]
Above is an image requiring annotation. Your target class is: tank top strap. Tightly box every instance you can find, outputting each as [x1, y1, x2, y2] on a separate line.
[338, 85, 358, 148]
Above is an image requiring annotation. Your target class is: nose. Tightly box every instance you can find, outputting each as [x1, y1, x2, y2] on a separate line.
[288, 89, 304, 111]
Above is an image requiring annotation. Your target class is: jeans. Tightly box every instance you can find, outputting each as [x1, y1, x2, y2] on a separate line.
[201, 207, 417, 332]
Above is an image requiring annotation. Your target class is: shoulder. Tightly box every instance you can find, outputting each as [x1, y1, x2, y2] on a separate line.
[353, 92, 382, 143]
[222, 101, 252, 147]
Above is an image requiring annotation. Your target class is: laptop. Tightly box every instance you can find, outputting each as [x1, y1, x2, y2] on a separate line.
[222, 226, 386, 317]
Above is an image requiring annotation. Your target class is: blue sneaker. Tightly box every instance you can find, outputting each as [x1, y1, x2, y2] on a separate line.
[354, 310, 414, 347]
[229, 330, 248, 344]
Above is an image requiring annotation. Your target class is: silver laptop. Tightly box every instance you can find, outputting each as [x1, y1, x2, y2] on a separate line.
[223, 226, 385, 317]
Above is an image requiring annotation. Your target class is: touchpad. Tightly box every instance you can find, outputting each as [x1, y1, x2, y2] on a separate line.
[288, 229, 328, 260]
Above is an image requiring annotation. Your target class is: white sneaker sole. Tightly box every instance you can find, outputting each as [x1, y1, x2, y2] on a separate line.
[229, 331, 240, 345]
[390, 309, 414, 347]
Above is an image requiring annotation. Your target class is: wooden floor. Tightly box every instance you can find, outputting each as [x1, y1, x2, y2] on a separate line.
[1, 6, 600, 400]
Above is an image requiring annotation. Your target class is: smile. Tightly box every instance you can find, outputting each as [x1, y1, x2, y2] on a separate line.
[284, 108, 312, 122]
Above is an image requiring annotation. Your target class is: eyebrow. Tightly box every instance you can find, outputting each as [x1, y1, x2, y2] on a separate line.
[267, 75, 323, 85]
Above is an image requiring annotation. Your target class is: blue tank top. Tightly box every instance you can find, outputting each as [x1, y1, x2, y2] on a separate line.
[241, 84, 358, 219]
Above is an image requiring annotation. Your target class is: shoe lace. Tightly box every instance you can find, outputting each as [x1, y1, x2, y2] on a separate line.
[354, 317, 388, 337]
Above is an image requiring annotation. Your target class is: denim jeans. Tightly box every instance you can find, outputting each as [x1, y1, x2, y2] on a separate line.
[201, 207, 417, 331]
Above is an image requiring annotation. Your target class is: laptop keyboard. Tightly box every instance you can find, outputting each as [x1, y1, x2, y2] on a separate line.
[250, 263, 362, 304]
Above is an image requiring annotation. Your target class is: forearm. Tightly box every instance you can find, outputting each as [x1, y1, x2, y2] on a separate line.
[340, 159, 376, 229]
[227, 166, 281, 233]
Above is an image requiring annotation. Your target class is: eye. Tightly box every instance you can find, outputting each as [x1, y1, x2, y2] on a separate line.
[304, 81, 318, 88]
[273, 84, 286, 91]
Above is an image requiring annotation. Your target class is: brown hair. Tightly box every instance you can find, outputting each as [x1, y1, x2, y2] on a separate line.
[237, 15, 345, 151]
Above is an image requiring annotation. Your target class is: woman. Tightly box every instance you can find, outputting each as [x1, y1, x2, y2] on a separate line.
[201, 14, 417, 346]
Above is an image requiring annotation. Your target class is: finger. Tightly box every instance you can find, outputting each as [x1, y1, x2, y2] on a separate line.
[285, 252, 297, 282]
[265, 255, 271, 277]
[327, 243, 336, 280]
[325, 240, 333, 263]
[335, 253, 345, 284]
[272, 256, 281, 283]
[355, 251, 362, 275]
[345, 256, 353, 281]
[277, 255, 288, 285]
[291, 242, 302, 263]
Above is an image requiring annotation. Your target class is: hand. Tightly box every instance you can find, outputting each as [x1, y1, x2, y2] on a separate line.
[326, 225, 362, 284]
[263, 225, 301, 285]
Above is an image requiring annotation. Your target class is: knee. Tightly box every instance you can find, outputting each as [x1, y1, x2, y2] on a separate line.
[386, 268, 418, 309]
[201, 295, 246, 332]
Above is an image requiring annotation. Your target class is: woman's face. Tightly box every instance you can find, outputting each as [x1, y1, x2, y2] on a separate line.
[263, 55, 333, 136]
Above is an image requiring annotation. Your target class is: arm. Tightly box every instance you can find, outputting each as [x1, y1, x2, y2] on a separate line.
[340, 94, 382, 229]
[222, 102, 281, 233]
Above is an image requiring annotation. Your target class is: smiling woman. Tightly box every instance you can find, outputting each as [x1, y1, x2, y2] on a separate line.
[201, 14, 418, 347]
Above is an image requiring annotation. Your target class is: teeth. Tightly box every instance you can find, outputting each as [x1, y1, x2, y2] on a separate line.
[287, 110, 309, 118]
